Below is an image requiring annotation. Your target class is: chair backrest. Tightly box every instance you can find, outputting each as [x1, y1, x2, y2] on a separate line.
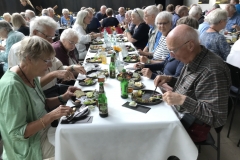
[226, 62, 240, 94]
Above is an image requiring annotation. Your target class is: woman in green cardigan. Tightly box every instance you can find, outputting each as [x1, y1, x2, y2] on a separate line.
[0, 36, 79, 160]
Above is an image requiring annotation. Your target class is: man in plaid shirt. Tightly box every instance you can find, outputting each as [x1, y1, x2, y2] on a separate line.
[154, 24, 231, 142]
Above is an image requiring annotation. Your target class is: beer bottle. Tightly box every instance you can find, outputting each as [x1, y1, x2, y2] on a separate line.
[98, 82, 108, 117]
[109, 53, 116, 78]
[121, 69, 128, 99]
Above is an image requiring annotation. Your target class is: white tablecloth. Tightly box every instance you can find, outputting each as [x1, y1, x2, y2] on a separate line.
[48, 43, 198, 160]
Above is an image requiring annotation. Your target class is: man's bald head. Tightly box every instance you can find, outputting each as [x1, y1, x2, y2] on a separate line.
[177, 6, 189, 17]
[166, 24, 200, 64]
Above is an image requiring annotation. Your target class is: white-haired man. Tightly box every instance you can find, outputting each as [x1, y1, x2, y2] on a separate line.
[138, 5, 160, 57]
[41, 9, 49, 16]
[154, 24, 231, 142]
[189, 5, 204, 24]
[8, 16, 86, 98]
[48, 7, 60, 22]
[116, 7, 125, 24]
[225, 4, 240, 32]
[95, 5, 107, 21]
[25, 9, 36, 22]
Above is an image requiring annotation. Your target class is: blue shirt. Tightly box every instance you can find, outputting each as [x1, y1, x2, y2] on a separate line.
[95, 12, 107, 21]
[225, 12, 240, 32]
[115, 14, 125, 23]
[198, 21, 210, 36]
[146, 26, 162, 52]
[200, 31, 230, 60]
[0, 31, 24, 71]
[60, 15, 74, 26]
[235, 4, 240, 15]
[172, 13, 180, 29]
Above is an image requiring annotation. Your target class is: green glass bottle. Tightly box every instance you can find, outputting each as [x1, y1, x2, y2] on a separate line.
[121, 69, 128, 99]
[98, 82, 108, 117]
[109, 53, 116, 78]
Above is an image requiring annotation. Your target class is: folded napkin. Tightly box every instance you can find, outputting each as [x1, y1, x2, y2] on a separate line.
[122, 102, 151, 113]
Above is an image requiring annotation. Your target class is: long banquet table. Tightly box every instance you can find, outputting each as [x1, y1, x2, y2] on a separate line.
[48, 41, 198, 160]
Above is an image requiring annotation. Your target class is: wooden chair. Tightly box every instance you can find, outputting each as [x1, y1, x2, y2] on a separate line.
[225, 63, 240, 138]
[195, 97, 233, 160]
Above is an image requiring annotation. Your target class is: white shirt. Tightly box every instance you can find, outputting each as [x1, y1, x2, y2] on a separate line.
[226, 39, 240, 69]
[153, 35, 169, 60]
[72, 24, 91, 59]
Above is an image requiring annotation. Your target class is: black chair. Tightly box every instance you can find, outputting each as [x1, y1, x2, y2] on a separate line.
[225, 63, 240, 138]
[195, 97, 233, 160]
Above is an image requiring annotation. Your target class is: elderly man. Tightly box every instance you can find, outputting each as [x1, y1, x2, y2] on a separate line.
[85, 8, 101, 33]
[225, 4, 240, 32]
[189, 5, 203, 24]
[2, 13, 12, 24]
[154, 25, 231, 142]
[172, 6, 189, 28]
[25, 9, 36, 23]
[138, 5, 160, 57]
[8, 16, 86, 98]
[230, 0, 240, 14]
[48, 7, 60, 22]
[116, 7, 125, 24]
[95, 5, 107, 21]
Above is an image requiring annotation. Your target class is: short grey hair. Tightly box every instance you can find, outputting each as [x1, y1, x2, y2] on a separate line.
[60, 28, 79, 42]
[126, 10, 132, 17]
[62, 8, 69, 14]
[155, 11, 172, 26]
[48, 7, 54, 13]
[205, 8, 228, 25]
[0, 20, 13, 33]
[11, 13, 26, 29]
[132, 8, 144, 21]
[100, 5, 107, 10]
[3, 13, 11, 20]
[25, 10, 35, 19]
[29, 16, 58, 36]
[144, 5, 159, 16]
[189, 6, 202, 17]
[42, 9, 49, 16]
[18, 36, 55, 62]
[74, 10, 89, 29]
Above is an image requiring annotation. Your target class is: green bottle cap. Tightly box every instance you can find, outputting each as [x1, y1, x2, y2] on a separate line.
[122, 69, 126, 72]
[99, 82, 103, 85]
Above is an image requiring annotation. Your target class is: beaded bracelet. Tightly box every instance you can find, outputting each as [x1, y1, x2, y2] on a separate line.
[58, 95, 67, 104]
[40, 118, 46, 128]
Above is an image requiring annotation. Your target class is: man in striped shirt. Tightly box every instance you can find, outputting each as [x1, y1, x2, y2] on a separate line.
[154, 24, 231, 142]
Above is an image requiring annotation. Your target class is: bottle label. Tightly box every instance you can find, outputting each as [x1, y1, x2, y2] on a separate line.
[110, 69, 116, 78]
[99, 103, 108, 114]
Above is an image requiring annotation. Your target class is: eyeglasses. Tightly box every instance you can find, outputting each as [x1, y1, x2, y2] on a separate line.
[39, 57, 53, 64]
[156, 21, 169, 26]
[134, 9, 142, 19]
[168, 41, 190, 54]
[67, 39, 77, 45]
[36, 30, 55, 40]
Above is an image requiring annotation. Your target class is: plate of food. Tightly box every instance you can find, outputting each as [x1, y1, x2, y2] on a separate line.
[125, 45, 136, 52]
[131, 90, 162, 105]
[86, 69, 109, 78]
[107, 50, 115, 56]
[91, 39, 104, 45]
[134, 68, 143, 76]
[89, 45, 103, 51]
[117, 72, 141, 82]
[79, 78, 97, 86]
[116, 37, 128, 42]
[123, 54, 140, 63]
[129, 81, 145, 90]
[116, 34, 124, 39]
[226, 39, 234, 45]
[86, 56, 102, 63]
[72, 90, 98, 105]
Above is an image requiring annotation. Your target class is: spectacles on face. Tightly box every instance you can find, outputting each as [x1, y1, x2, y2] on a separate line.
[134, 9, 142, 20]
[168, 41, 190, 55]
[36, 30, 55, 40]
[156, 21, 169, 26]
[39, 57, 53, 65]
[67, 39, 77, 46]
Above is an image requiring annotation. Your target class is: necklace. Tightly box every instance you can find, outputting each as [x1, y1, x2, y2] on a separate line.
[209, 27, 219, 33]
[18, 65, 46, 107]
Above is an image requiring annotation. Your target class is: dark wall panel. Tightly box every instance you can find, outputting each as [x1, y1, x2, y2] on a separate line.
[0, 0, 155, 16]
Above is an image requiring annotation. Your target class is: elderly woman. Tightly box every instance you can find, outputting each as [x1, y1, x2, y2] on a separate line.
[53, 28, 86, 76]
[200, 9, 230, 60]
[102, 8, 119, 27]
[73, 10, 102, 59]
[0, 20, 24, 73]
[124, 10, 136, 35]
[3, 13, 12, 25]
[189, 6, 204, 24]
[124, 8, 150, 50]
[140, 11, 172, 64]
[11, 13, 30, 36]
[0, 36, 78, 160]
[60, 9, 74, 26]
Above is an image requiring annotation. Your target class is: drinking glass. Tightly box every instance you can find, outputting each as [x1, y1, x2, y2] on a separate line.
[98, 75, 106, 82]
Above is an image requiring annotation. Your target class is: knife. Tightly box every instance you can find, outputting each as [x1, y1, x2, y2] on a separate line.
[67, 106, 88, 122]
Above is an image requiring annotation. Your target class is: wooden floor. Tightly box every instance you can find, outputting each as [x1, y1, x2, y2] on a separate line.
[0, 105, 240, 160]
